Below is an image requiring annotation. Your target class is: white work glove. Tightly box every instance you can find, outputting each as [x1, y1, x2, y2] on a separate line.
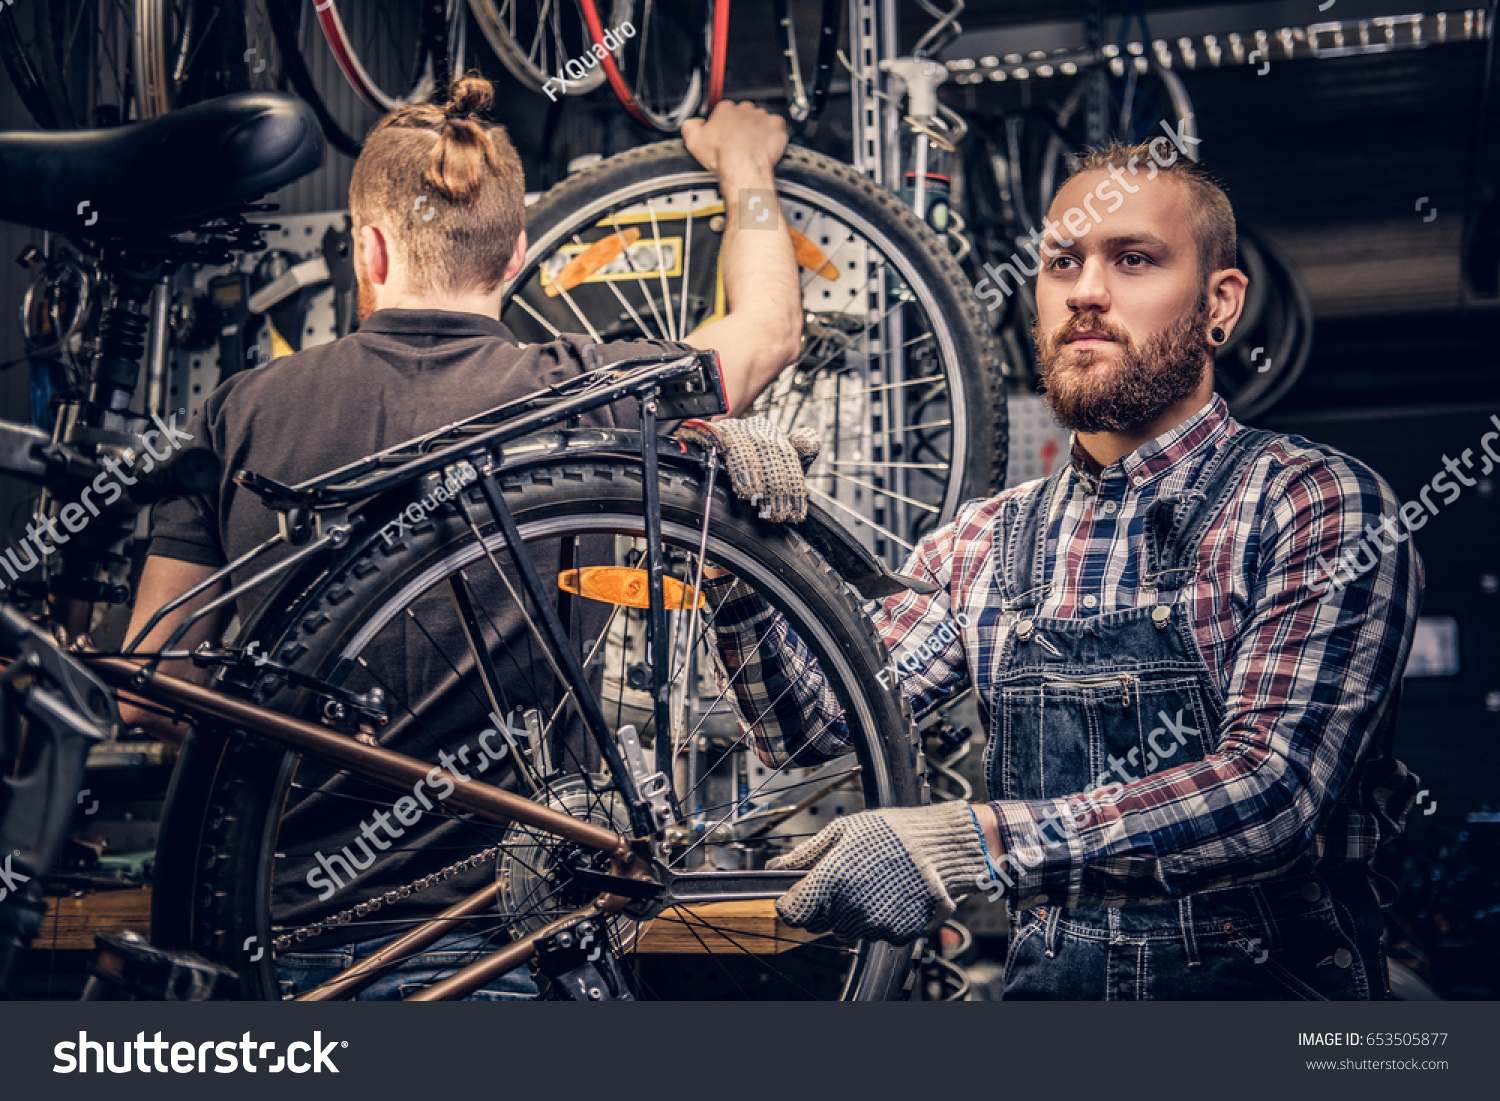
[768, 800, 989, 945]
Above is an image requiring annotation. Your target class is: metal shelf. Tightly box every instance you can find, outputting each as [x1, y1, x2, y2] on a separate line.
[940, 6, 1488, 85]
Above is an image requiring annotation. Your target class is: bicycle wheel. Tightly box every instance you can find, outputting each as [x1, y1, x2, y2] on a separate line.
[468, 0, 627, 97]
[504, 141, 1007, 567]
[1043, 53, 1198, 178]
[774, 0, 840, 134]
[265, 0, 464, 156]
[1214, 226, 1313, 422]
[155, 449, 924, 1000]
[0, 0, 137, 128]
[580, 0, 712, 131]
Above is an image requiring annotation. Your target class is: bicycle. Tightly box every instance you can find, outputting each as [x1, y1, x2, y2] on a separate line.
[502, 140, 1006, 569]
[0, 91, 931, 1001]
[494, 0, 1006, 571]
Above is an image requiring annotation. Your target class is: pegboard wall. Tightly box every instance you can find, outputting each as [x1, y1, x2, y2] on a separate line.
[167, 210, 352, 426]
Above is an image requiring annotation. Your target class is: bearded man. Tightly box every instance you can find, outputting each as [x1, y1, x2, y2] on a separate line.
[704, 140, 1423, 999]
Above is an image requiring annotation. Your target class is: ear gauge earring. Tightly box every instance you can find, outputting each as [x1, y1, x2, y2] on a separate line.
[1209, 326, 1226, 344]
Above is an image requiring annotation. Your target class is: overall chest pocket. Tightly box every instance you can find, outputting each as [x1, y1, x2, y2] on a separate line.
[987, 673, 1215, 802]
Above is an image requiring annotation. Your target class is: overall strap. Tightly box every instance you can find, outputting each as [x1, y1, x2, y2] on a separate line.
[999, 466, 1071, 611]
[1141, 427, 1278, 593]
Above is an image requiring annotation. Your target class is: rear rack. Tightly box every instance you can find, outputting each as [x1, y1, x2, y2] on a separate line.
[234, 350, 725, 511]
[122, 349, 725, 672]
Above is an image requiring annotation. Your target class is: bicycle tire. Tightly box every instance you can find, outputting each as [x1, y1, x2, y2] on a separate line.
[1215, 226, 1314, 422]
[156, 449, 925, 1001]
[265, 0, 364, 157]
[467, 0, 625, 97]
[265, 0, 460, 156]
[505, 141, 1007, 564]
[3, 0, 136, 128]
[580, 0, 706, 131]
[309, 0, 450, 113]
[0, 4, 63, 129]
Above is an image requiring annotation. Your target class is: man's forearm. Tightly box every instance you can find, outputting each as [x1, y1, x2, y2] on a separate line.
[705, 575, 850, 768]
[117, 555, 229, 734]
[691, 156, 802, 414]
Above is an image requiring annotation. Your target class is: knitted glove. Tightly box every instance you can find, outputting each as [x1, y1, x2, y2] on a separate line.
[767, 800, 989, 945]
[675, 416, 821, 522]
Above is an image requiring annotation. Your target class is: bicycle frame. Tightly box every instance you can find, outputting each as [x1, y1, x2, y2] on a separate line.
[7, 347, 832, 1000]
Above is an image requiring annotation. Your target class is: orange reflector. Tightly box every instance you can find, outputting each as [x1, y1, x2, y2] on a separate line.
[558, 567, 705, 610]
[788, 227, 839, 281]
[545, 227, 642, 297]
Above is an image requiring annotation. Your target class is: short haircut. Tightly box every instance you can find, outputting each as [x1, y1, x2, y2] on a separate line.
[1061, 140, 1237, 281]
[348, 73, 526, 297]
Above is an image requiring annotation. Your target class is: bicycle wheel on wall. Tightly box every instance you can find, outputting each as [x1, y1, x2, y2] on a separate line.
[265, 0, 465, 156]
[468, 0, 627, 97]
[155, 449, 925, 1000]
[0, 0, 137, 128]
[580, 0, 714, 131]
[504, 142, 1007, 567]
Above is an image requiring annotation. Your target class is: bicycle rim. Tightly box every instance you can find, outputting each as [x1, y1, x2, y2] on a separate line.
[581, 0, 705, 131]
[310, 0, 449, 112]
[167, 454, 920, 1000]
[1, 0, 137, 128]
[774, 0, 839, 132]
[504, 143, 1007, 566]
[468, 0, 623, 96]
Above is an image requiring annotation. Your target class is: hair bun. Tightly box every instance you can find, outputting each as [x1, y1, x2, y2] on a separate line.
[444, 74, 494, 120]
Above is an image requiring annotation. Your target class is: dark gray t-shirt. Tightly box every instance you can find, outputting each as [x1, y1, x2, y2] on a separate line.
[149, 308, 694, 949]
[151, 308, 686, 574]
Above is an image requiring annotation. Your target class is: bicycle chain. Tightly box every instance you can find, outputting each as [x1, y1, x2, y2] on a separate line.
[271, 843, 507, 952]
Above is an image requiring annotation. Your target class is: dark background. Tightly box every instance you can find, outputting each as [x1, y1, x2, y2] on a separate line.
[0, 0, 1495, 997]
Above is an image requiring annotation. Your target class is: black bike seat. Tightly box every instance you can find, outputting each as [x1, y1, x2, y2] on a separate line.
[0, 93, 324, 236]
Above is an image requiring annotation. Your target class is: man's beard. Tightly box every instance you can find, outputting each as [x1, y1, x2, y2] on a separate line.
[1030, 297, 1212, 434]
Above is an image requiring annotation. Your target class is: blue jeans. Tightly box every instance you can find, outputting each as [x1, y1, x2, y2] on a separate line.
[277, 929, 539, 1001]
[1001, 866, 1391, 1000]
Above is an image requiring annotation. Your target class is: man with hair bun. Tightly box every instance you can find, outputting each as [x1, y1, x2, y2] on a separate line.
[122, 75, 802, 999]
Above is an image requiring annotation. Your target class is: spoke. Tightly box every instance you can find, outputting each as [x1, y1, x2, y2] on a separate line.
[825, 471, 940, 515]
[677, 205, 695, 338]
[526, 0, 553, 65]
[606, 214, 671, 339]
[667, 905, 824, 1000]
[806, 488, 916, 551]
[645, 198, 677, 341]
[512, 293, 562, 338]
[825, 459, 950, 471]
[551, 283, 605, 343]
[672, 710, 848, 866]
[570, 232, 654, 339]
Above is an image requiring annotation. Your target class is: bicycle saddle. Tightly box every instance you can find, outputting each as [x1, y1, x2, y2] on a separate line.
[0, 93, 323, 236]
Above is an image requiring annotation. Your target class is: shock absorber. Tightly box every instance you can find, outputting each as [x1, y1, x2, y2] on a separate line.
[37, 260, 164, 626]
[86, 277, 155, 422]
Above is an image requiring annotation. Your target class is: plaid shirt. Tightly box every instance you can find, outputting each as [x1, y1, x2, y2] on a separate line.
[707, 395, 1424, 907]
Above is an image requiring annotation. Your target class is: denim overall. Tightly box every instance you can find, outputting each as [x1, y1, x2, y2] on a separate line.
[987, 428, 1389, 999]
